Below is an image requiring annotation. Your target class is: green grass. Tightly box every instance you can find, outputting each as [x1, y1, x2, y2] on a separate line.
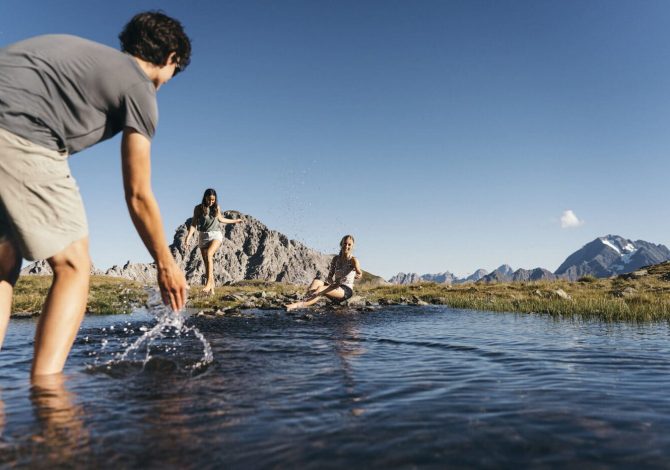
[12, 275, 147, 315]
[356, 267, 670, 322]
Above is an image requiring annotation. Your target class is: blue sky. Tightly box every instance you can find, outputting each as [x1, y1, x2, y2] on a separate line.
[2, 0, 670, 279]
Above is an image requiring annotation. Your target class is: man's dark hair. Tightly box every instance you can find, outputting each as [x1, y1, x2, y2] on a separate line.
[119, 11, 191, 73]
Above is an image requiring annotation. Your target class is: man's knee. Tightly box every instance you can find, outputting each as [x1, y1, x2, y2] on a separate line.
[47, 238, 91, 276]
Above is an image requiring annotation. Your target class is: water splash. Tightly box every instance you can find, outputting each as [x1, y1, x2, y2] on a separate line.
[97, 290, 213, 373]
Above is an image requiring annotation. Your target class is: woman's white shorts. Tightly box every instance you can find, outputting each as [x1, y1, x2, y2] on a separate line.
[198, 230, 223, 249]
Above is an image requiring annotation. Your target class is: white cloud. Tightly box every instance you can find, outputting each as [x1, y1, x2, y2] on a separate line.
[560, 210, 584, 229]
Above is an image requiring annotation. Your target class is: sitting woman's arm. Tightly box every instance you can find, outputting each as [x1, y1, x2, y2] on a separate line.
[353, 257, 363, 279]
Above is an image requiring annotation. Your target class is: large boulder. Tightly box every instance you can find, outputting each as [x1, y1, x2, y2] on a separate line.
[170, 211, 331, 285]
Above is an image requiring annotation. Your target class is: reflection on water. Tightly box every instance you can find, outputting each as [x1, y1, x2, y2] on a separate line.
[1, 306, 670, 467]
[30, 374, 89, 465]
[334, 319, 367, 418]
[0, 374, 91, 467]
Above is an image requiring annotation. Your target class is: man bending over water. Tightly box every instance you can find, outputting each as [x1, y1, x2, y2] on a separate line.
[0, 11, 190, 377]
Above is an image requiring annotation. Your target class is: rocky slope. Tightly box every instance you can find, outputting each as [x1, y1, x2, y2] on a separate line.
[169, 211, 332, 285]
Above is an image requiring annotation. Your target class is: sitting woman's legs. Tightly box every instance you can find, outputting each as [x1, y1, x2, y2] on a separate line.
[286, 283, 346, 310]
[306, 278, 324, 295]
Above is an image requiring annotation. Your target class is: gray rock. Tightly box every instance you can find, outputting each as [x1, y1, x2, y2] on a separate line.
[170, 212, 331, 285]
[105, 261, 156, 283]
[343, 295, 366, 307]
[553, 289, 571, 300]
[614, 286, 638, 298]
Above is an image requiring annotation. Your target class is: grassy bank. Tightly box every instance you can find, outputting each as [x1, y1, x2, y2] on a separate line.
[10, 263, 670, 322]
[188, 263, 670, 322]
[12, 275, 147, 316]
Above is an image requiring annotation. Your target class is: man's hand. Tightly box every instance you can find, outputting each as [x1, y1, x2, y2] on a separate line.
[157, 261, 188, 311]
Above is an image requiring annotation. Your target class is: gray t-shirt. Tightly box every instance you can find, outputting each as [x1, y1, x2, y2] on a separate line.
[0, 34, 157, 154]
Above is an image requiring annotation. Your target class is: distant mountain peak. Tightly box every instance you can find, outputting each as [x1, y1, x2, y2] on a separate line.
[389, 235, 670, 285]
[556, 234, 670, 280]
[598, 235, 636, 255]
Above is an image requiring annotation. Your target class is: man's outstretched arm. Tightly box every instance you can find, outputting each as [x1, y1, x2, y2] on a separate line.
[121, 128, 188, 311]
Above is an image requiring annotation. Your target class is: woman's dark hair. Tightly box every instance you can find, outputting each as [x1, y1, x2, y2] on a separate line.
[201, 188, 219, 217]
[119, 11, 191, 73]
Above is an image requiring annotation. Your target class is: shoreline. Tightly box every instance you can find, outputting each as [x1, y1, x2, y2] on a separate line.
[11, 262, 670, 322]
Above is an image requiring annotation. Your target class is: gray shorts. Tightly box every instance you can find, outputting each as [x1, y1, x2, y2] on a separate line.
[0, 127, 88, 260]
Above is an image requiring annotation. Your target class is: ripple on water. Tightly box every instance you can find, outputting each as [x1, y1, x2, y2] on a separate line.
[2, 306, 670, 467]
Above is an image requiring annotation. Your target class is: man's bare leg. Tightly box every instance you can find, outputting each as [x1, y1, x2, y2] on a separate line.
[31, 237, 90, 377]
[0, 237, 22, 351]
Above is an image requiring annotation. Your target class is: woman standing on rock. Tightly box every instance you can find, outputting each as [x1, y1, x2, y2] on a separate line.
[286, 235, 362, 311]
[184, 188, 243, 294]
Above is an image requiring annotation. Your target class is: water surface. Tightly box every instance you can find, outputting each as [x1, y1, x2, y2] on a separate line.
[1, 306, 670, 468]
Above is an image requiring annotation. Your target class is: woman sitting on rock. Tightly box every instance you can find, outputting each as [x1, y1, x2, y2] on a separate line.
[286, 235, 362, 311]
[184, 188, 243, 294]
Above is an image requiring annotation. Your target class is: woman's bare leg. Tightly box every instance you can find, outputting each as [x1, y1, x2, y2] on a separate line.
[0, 237, 22, 351]
[199, 246, 209, 287]
[202, 239, 221, 293]
[32, 237, 91, 377]
[286, 284, 346, 311]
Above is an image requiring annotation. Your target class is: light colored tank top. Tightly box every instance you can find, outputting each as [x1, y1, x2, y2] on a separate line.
[333, 256, 356, 289]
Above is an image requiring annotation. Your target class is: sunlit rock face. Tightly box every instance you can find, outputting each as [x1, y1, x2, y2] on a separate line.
[169, 211, 331, 285]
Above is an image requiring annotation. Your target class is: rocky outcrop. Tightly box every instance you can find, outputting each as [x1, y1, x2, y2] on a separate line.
[388, 273, 423, 284]
[167, 212, 332, 285]
[105, 261, 157, 284]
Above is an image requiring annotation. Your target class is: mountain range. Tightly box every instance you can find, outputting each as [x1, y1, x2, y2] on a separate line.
[389, 235, 670, 284]
[21, 224, 670, 287]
